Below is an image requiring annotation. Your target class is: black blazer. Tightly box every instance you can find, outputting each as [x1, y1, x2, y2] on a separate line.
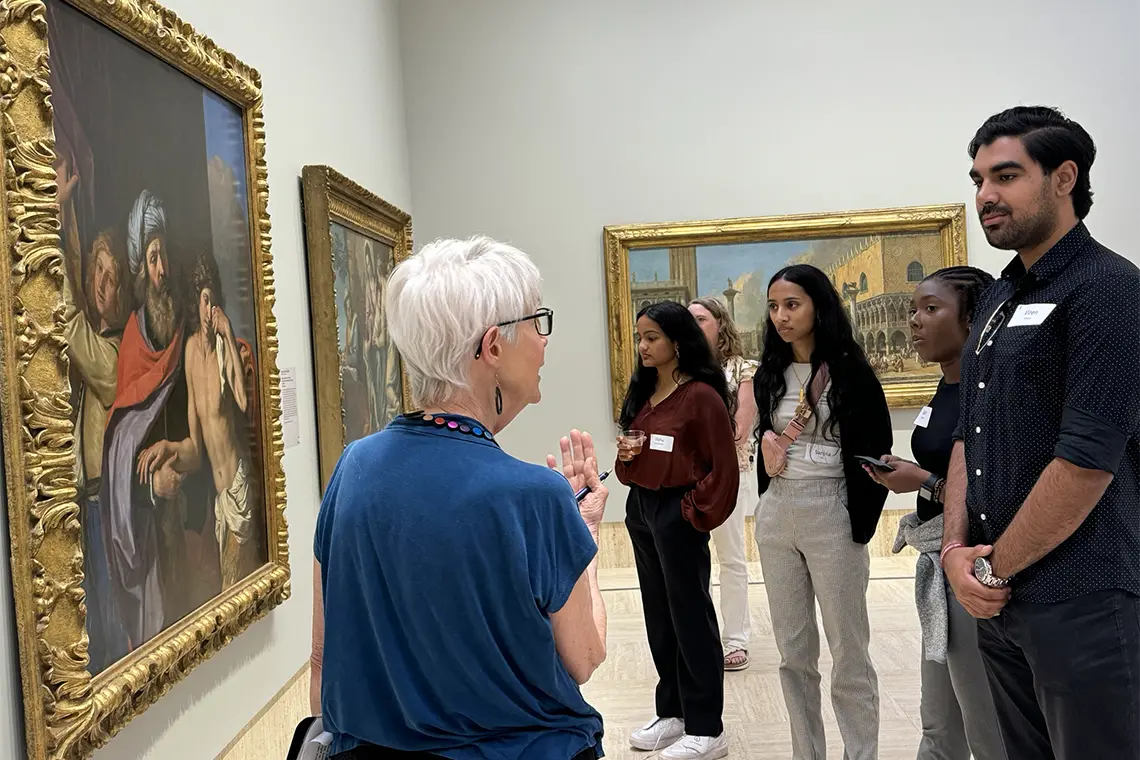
[755, 357, 893, 544]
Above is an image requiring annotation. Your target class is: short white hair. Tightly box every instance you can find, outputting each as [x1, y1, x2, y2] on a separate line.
[385, 235, 542, 407]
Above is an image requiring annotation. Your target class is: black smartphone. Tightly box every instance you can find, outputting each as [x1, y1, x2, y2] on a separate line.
[855, 455, 896, 471]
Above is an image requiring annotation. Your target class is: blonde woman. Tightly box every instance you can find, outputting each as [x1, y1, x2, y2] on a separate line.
[689, 297, 758, 672]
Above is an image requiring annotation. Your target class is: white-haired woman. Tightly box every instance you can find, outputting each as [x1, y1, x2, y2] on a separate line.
[310, 237, 609, 760]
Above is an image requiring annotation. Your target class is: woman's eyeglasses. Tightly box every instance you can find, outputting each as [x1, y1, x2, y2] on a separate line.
[474, 307, 554, 358]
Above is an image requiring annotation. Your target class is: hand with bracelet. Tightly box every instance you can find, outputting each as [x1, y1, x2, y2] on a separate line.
[861, 454, 944, 501]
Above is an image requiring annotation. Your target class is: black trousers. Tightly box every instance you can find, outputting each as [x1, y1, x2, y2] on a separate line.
[332, 744, 597, 759]
[625, 485, 724, 737]
[976, 588, 1140, 760]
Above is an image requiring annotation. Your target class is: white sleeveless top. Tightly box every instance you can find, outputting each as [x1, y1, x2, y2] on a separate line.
[771, 363, 843, 480]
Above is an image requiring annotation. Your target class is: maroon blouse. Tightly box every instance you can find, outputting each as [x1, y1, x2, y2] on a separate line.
[615, 381, 739, 531]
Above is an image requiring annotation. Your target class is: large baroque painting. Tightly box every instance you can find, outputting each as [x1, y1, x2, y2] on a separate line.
[1, 1, 289, 758]
[603, 205, 969, 418]
[301, 165, 411, 492]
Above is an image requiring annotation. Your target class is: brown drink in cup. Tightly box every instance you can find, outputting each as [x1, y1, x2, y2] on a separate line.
[621, 430, 646, 456]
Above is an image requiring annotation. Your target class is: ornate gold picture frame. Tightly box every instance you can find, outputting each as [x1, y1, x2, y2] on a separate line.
[300, 165, 412, 494]
[603, 204, 969, 419]
[1, 1, 290, 758]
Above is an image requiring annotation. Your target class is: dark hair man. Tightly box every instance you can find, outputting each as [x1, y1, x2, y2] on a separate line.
[942, 105, 1140, 759]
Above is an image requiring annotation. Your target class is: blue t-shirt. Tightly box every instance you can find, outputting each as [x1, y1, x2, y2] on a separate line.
[314, 414, 604, 759]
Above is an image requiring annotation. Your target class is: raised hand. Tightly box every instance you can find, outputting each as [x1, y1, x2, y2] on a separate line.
[547, 430, 607, 532]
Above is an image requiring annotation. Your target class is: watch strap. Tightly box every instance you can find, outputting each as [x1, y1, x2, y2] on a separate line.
[920, 473, 943, 502]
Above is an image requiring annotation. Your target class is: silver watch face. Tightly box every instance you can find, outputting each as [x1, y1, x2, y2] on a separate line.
[974, 556, 991, 577]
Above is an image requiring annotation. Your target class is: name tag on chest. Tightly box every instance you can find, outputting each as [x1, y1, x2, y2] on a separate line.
[1007, 303, 1057, 327]
[806, 442, 841, 465]
[914, 406, 933, 428]
[649, 434, 674, 453]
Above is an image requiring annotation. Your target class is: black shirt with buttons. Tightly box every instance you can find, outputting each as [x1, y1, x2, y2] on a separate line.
[953, 222, 1140, 603]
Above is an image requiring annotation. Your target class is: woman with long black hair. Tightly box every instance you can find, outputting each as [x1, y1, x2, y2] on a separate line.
[615, 300, 739, 760]
[754, 264, 892, 760]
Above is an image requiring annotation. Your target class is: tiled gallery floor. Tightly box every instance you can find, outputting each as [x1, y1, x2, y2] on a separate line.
[231, 557, 925, 759]
[582, 557, 925, 759]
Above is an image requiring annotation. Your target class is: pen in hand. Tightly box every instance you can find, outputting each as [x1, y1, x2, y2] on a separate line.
[575, 469, 612, 502]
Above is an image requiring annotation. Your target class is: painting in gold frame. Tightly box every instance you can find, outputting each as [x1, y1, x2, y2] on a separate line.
[603, 204, 969, 419]
[300, 165, 412, 494]
[0, 1, 290, 758]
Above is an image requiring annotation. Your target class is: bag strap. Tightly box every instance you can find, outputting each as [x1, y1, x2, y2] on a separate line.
[774, 363, 830, 451]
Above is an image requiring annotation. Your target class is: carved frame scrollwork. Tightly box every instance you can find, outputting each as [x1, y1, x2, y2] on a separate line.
[603, 203, 970, 420]
[300, 165, 412, 494]
[0, 1, 290, 758]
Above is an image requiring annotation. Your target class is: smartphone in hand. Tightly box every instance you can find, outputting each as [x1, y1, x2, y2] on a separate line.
[854, 455, 896, 472]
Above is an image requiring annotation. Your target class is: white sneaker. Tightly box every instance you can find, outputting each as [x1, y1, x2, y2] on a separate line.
[660, 732, 729, 760]
[629, 716, 684, 751]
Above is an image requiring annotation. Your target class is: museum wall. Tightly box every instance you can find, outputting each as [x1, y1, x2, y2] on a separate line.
[0, 0, 411, 758]
[398, 0, 1140, 521]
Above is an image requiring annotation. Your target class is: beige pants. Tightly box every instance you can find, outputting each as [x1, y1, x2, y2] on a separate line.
[756, 476, 878, 760]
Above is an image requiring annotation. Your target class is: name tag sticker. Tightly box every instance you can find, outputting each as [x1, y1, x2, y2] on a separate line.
[649, 434, 674, 453]
[914, 406, 933, 428]
[1007, 303, 1057, 327]
[806, 442, 841, 465]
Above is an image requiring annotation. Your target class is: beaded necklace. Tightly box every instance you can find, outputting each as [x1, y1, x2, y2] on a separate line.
[401, 411, 498, 445]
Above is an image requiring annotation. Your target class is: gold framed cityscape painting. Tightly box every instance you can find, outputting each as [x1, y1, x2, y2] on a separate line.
[300, 165, 412, 493]
[0, 1, 290, 758]
[603, 203, 969, 420]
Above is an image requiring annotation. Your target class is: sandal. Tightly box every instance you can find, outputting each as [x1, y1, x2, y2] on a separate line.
[724, 648, 749, 671]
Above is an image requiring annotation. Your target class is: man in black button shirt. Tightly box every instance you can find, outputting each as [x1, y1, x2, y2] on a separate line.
[941, 106, 1140, 759]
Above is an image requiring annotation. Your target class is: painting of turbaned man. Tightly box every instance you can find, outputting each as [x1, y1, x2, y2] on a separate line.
[47, 0, 269, 675]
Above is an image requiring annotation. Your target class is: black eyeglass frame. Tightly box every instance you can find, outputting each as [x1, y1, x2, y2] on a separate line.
[473, 307, 554, 358]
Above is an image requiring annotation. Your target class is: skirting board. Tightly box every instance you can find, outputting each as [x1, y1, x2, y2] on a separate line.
[598, 509, 914, 569]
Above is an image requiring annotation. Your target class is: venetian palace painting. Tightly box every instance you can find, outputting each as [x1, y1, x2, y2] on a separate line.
[48, 0, 269, 675]
[630, 233, 944, 380]
[604, 205, 968, 417]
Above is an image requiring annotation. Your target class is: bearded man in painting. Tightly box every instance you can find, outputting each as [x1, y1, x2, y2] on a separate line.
[136, 251, 261, 588]
[100, 189, 192, 649]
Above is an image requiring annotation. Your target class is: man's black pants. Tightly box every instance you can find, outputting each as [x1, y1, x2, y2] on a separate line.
[625, 485, 724, 737]
[976, 588, 1140, 759]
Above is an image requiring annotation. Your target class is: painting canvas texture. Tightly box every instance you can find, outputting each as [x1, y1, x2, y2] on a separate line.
[48, 0, 268, 675]
[330, 222, 402, 444]
[629, 232, 945, 384]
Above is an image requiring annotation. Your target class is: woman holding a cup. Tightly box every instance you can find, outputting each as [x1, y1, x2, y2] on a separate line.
[615, 300, 740, 760]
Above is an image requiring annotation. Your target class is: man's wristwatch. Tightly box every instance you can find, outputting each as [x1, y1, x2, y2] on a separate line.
[973, 556, 1011, 588]
[919, 473, 945, 504]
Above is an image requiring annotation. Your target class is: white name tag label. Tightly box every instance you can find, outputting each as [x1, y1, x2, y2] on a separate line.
[914, 406, 933, 428]
[806, 442, 841, 465]
[1008, 303, 1057, 327]
[649, 434, 674, 453]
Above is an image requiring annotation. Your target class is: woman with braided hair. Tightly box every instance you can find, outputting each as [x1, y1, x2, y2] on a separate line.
[863, 266, 1008, 760]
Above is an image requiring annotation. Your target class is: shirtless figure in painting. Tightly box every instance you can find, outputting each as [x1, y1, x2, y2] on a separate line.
[136, 251, 261, 587]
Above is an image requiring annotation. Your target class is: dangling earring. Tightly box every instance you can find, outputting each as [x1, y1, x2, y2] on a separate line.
[495, 385, 503, 415]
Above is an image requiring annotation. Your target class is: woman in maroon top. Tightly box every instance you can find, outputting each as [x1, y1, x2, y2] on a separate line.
[615, 300, 739, 760]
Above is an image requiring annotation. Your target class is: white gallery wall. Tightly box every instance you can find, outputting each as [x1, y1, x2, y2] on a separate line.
[398, 0, 1140, 520]
[0, 0, 411, 758]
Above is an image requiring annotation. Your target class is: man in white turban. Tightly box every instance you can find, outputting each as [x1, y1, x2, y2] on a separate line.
[101, 188, 191, 649]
